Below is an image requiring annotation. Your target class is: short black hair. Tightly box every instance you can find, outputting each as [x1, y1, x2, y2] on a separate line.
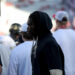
[57, 17, 68, 25]
[21, 32, 33, 40]
[9, 23, 21, 35]
[29, 11, 53, 30]
[28, 11, 53, 38]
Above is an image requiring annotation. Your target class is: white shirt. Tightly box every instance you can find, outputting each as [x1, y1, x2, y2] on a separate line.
[53, 29, 75, 75]
[0, 35, 16, 50]
[8, 41, 33, 75]
[0, 35, 16, 75]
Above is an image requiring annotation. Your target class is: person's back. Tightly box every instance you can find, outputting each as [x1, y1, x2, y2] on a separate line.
[0, 35, 16, 75]
[8, 41, 33, 75]
[53, 29, 75, 75]
[8, 23, 33, 75]
[53, 11, 75, 75]
[0, 44, 10, 75]
[32, 33, 64, 75]
[0, 35, 16, 50]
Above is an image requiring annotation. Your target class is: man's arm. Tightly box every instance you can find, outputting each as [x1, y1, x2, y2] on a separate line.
[43, 41, 64, 75]
[49, 69, 62, 75]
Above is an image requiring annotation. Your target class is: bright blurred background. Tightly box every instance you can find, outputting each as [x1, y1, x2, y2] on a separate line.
[0, 0, 75, 34]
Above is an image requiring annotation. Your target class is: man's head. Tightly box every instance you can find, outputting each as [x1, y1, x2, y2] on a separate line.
[27, 11, 53, 38]
[20, 23, 33, 41]
[55, 11, 70, 29]
[9, 23, 21, 41]
[9, 23, 21, 34]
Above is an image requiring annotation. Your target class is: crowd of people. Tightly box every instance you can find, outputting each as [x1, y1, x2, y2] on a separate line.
[0, 10, 75, 75]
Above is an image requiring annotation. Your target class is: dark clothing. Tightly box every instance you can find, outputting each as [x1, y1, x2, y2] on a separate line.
[28, 11, 64, 75]
[31, 33, 64, 75]
[18, 35, 24, 43]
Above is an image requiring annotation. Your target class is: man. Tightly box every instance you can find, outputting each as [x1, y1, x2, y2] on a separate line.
[53, 11, 75, 75]
[0, 35, 16, 75]
[8, 23, 33, 75]
[27, 11, 64, 75]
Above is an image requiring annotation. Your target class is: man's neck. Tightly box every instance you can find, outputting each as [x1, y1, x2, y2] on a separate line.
[56, 24, 67, 30]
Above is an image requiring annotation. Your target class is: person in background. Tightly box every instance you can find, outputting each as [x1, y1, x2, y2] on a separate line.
[9, 23, 22, 45]
[8, 23, 33, 75]
[0, 35, 16, 75]
[53, 11, 75, 75]
[27, 11, 64, 75]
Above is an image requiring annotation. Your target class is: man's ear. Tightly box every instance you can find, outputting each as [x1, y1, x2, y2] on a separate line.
[56, 20, 59, 25]
[56, 19, 59, 22]
[66, 21, 71, 28]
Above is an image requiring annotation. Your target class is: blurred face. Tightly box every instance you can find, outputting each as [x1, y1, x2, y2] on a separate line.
[27, 18, 35, 37]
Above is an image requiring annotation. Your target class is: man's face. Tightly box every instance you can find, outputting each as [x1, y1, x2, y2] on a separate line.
[27, 18, 35, 37]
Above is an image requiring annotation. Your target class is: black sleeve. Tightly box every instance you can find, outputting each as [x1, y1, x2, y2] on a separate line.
[43, 42, 63, 70]
[0, 57, 2, 66]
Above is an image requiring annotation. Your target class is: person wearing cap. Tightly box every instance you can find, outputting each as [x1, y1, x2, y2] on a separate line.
[9, 23, 22, 45]
[53, 11, 75, 75]
[27, 11, 64, 75]
[53, 11, 70, 31]
[8, 23, 33, 75]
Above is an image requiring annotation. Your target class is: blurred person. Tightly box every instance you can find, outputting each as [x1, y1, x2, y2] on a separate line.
[17, 23, 27, 45]
[17, 35, 24, 45]
[0, 35, 16, 51]
[0, 57, 2, 75]
[53, 11, 75, 75]
[8, 23, 33, 75]
[27, 11, 64, 75]
[0, 35, 16, 75]
[52, 11, 71, 32]
[9, 23, 22, 45]
[67, 8, 75, 29]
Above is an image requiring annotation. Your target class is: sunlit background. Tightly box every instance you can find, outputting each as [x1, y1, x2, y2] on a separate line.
[0, 0, 75, 35]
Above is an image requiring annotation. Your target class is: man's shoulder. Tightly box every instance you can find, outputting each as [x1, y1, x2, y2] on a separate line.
[39, 34, 57, 48]
[53, 29, 64, 35]
[13, 42, 25, 50]
[12, 41, 33, 54]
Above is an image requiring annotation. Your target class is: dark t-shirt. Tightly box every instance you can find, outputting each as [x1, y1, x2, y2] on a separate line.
[31, 33, 64, 75]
